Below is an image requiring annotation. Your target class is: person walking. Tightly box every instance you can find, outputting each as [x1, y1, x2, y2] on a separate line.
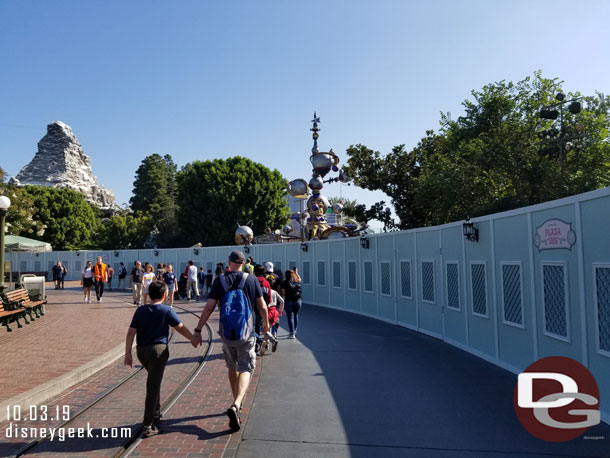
[60, 262, 68, 289]
[281, 268, 302, 339]
[107, 265, 115, 291]
[156, 263, 165, 281]
[186, 260, 198, 301]
[197, 266, 206, 298]
[117, 262, 127, 290]
[142, 264, 156, 305]
[81, 261, 94, 303]
[124, 281, 199, 438]
[93, 256, 108, 303]
[162, 264, 177, 307]
[193, 251, 269, 432]
[130, 261, 145, 306]
[204, 269, 213, 296]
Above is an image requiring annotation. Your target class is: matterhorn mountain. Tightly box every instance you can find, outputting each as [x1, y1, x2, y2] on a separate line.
[11, 121, 119, 212]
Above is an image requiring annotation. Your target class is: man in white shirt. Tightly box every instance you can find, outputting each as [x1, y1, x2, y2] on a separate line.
[186, 260, 199, 301]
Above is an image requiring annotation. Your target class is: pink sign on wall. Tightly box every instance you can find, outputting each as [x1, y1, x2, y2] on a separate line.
[534, 219, 576, 251]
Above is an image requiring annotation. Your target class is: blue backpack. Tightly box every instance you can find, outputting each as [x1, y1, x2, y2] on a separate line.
[218, 273, 254, 345]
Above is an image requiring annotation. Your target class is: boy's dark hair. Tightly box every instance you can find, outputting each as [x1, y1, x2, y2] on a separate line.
[188, 260, 194, 265]
[207, 269, 211, 273]
[254, 264, 265, 276]
[148, 281, 168, 301]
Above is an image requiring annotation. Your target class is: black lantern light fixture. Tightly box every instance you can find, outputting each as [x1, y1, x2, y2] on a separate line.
[538, 92, 585, 178]
[462, 218, 479, 242]
[300, 242, 308, 252]
[113, 250, 119, 257]
[153, 250, 159, 256]
[193, 248, 199, 256]
[244, 246, 250, 254]
[360, 234, 370, 249]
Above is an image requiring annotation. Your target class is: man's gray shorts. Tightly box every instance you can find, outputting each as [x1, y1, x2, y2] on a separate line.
[222, 337, 256, 373]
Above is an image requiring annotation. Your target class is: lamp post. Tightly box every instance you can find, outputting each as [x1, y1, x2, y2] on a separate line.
[0, 195, 11, 293]
[538, 92, 584, 179]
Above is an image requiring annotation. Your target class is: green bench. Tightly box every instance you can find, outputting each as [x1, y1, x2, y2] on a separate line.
[0, 300, 27, 332]
[3, 289, 46, 324]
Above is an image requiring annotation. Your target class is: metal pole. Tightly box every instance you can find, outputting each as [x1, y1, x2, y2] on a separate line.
[0, 209, 6, 292]
[559, 102, 565, 179]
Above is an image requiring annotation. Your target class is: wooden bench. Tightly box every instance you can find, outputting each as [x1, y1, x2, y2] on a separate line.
[3, 289, 46, 322]
[0, 301, 26, 332]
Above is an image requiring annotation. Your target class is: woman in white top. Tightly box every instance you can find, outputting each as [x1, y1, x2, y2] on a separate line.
[81, 261, 94, 304]
[141, 263, 156, 305]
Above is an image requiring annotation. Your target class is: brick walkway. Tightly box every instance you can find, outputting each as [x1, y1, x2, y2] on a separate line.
[0, 285, 265, 457]
[0, 282, 135, 403]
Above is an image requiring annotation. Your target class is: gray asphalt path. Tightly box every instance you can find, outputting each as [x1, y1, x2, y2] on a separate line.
[237, 305, 610, 458]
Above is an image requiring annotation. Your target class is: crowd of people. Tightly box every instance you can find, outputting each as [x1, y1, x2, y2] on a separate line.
[120, 250, 304, 438]
[68, 252, 304, 437]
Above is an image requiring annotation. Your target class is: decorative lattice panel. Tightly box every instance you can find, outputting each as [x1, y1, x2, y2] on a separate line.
[47, 261, 55, 271]
[289, 261, 297, 270]
[446, 263, 460, 310]
[400, 261, 411, 298]
[348, 261, 357, 290]
[317, 261, 326, 286]
[543, 264, 567, 337]
[207, 262, 213, 272]
[34, 261, 41, 272]
[364, 262, 373, 292]
[302, 261, 310, 284]
[502, 264, 522, 325]
[471, 263, 487, 316]
[381, 262, 391, 296]
[422, 261, 435, 302]
[275, 261, 282, 273]
[20, 261, 28, 272]
[596, 267, 610, 352]
[333, 261, 341, 288]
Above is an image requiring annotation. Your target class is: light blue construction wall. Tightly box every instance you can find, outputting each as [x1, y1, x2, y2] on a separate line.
[8, 187, 610, 421]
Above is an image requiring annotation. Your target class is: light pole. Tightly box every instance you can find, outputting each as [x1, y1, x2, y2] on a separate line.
[0, 195, 11, 293]
[538, 92, 584, 178]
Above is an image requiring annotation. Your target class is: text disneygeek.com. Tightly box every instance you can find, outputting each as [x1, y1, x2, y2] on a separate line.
[5, 423, 132, 441]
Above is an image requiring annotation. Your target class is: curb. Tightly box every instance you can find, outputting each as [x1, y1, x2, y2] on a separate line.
[0, 340, 126, 414]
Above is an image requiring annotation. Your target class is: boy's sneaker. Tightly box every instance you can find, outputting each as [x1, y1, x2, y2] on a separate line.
[227, 405, 241, 431]
[288, 332, 295, 339]
[272, 339, 278, 352]
[142, 425, 160, 438]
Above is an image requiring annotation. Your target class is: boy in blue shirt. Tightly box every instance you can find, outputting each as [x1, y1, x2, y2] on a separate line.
[124, 280, 199, 437]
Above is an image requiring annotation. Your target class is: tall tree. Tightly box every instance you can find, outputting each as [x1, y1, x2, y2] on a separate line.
[130, 154, 178, 247]
[97, 211, 154, 250]
[19, 186, 100, 250]
[176, 156, 288, 246]
[344, 72, 610, 228]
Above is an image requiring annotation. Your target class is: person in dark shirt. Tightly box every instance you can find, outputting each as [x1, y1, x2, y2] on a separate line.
[130, 261, 145, 306]
[124, 281, 198, 438]
[162, 264, 177, 307]
[193, 251, 269, 432]
[52, 261, 63, 290]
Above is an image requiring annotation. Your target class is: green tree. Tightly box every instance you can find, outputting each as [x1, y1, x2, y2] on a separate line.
[130, 154, 178, 247]
[176, 156, 288, 246]
[344, 72, 610, 228]
[0, 168, 45, 237]
[19, 186, 100, 250]
[97, 211, 154, 250]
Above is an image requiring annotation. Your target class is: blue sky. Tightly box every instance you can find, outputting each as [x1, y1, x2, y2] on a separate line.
[1, 0, 609, 228]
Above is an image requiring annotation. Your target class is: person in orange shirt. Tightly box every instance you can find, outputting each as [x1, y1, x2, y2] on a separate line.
[93, 256, 109, 303]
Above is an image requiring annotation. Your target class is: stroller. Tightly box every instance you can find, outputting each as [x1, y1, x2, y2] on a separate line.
[176, 273, 188, 300]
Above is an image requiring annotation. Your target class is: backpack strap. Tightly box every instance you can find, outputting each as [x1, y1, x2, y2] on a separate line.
[220, 272, 249, 292]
